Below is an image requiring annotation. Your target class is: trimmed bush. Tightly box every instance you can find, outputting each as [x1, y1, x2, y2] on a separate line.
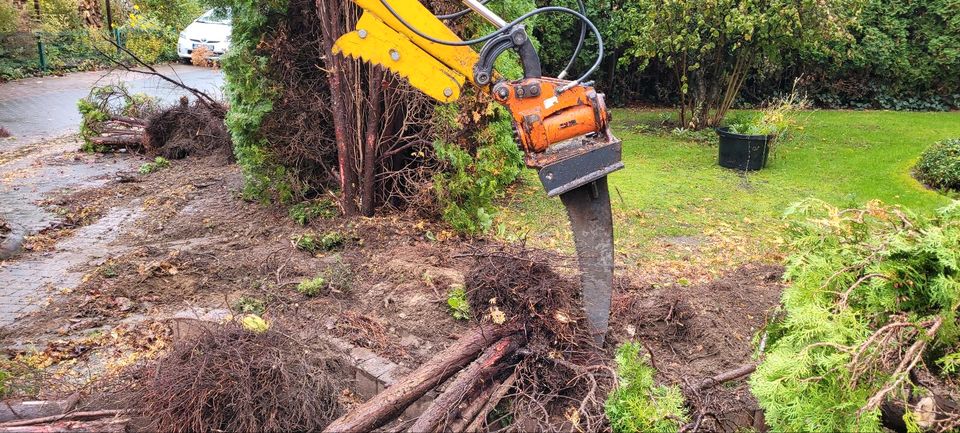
[915, 138, 960, 191]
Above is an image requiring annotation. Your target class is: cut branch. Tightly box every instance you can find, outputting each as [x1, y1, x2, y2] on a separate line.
[323, 322, 521, 433]
[694, 364, 757, 391]
[408, 335, 523, 433]
[463, 369, 519, 432]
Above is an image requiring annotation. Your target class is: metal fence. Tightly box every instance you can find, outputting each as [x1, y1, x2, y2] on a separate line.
[1, 27, 177, 80]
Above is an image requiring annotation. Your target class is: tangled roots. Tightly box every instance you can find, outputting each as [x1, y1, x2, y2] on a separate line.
[134, 322, 341, 432]
[144, 99, 232, 163]
[465, 246, 614, 432]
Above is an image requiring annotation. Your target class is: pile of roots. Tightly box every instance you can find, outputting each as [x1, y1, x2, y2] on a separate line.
[323, 246, 613, 433]
[131, 322, 341, 432]
[465, 248, 612, 432]
[143, 98, 232, 163]
[79, 85, 232, 162]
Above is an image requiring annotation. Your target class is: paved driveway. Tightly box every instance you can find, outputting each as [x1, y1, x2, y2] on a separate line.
[0, 65, 222, 325]
[0, 64, 224, 149]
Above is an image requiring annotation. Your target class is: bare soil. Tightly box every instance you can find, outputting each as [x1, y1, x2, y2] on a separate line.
[0, 150, 785, 432]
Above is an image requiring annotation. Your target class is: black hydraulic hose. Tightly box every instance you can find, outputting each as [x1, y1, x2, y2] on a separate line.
[377, 0, 604, 89]
[557, 0, 587, 80]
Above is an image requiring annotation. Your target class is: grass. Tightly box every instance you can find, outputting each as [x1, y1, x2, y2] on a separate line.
[497, 109, 959, 282]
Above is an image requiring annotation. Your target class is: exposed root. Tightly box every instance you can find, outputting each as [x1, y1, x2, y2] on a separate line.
[129, 321, 342, 432]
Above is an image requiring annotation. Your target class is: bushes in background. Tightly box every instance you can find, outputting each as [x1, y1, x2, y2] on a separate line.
[915, 138, 960, 192]
[0, 0, 203, 79]
[531, 0, 960, 113]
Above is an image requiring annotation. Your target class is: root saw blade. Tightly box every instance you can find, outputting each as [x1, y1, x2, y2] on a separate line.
[535, 137, 622, 344]
[560, 178, 615, 344]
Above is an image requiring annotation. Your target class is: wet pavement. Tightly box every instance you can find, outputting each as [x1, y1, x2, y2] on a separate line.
[0, 136, 140, 325]
[0, 64, 223, 150]
[0, 65, 221, 326]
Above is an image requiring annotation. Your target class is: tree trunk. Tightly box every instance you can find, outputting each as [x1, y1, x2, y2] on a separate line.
[324, 323, 521, 433]
[361, 68, 384, 216]
[317, 0, 359, 216]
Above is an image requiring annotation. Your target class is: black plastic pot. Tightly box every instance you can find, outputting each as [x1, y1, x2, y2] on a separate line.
[716, 127, 773, 171]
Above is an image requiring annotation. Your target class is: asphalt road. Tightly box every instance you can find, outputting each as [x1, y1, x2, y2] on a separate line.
[0, 64, 224, 149]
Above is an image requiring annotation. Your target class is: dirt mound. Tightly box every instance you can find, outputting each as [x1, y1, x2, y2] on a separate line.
[465, 248, 589, 350]
[611, 263, 785, 432]
[131, 321, 342, 432]
[144, 99, 232, 163]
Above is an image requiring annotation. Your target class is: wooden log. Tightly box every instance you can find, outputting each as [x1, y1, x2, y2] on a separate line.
[108, 115, 148, 126]
[408, 336, 522, 433]
[463, 370, 518, 433]
[0, 417, 128, 433]
[0, 394, 79, 423]
[324, 323, 520, 433]
[0, 410, 126, 428]
[88, 135, 143, 146]
[444, 382, 495, 433]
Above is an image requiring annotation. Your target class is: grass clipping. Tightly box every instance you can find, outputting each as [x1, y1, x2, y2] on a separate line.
[133, 321, 341, 432]
[751, 200, 960, 432]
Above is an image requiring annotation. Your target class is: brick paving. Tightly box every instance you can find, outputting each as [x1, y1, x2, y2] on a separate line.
[0, 66, 217, 327]
[0, 65, 223, 151]
[0, 137, 139, 327]
[0, 206, 139, 326]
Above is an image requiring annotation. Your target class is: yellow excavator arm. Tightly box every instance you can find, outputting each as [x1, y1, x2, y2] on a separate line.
[334, 0, 478, 102]
[333, 0, 623, 343]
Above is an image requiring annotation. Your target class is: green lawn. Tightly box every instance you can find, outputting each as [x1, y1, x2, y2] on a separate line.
[497, 109, 959, 281]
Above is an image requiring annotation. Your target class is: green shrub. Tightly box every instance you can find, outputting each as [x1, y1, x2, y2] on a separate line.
[446, 285, 470, 321]
[433, 106, 523, 235]
[297, 275, 326, 297]
[0, 1, 21, 34]
[213, 0, 294, 203]
[605, 342, 688, 433]
[294, 231, 346, 253]
[233, 296, 266, 315]
[915, 138, 960, 191]
[289, 199, 337, 225]
[139, 157, 171, 174]
[296, 259, 352, 297]
[750, 200, 960, 432]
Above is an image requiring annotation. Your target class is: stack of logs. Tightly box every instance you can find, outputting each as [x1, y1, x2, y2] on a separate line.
[84, 115, 148, 149]
[326, 323, 523, 433]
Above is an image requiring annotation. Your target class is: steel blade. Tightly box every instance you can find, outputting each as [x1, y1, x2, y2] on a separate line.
[560, 176, 614, 344]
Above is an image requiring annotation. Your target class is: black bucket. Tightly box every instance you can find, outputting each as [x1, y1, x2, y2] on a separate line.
[716, 127, 772, 171]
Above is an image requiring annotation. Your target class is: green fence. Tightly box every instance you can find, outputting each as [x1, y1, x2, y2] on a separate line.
[1, 27, 178, 80]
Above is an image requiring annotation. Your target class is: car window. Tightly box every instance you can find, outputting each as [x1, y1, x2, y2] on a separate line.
[197, 8, 232, 25]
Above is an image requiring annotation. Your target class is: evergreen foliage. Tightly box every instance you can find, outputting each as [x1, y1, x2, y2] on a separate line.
[214, 0, 292, 202]
[432, 105, 523, 235]
[915, 138, 960, 193]
[751, 200, 960, 431]
[604, 342, 688, 433]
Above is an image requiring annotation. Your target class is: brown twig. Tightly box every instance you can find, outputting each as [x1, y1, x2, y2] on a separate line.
[0, 410, 127, 427]
[694, 364, 757, 392]
[859, 317, 944, 416]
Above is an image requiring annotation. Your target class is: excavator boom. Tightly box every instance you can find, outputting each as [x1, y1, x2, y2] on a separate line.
[334, 0, 622, 343]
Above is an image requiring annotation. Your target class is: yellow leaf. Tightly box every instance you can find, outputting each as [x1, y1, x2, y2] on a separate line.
[241, 314, 270, 333]
[489, 306, 506, 325]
